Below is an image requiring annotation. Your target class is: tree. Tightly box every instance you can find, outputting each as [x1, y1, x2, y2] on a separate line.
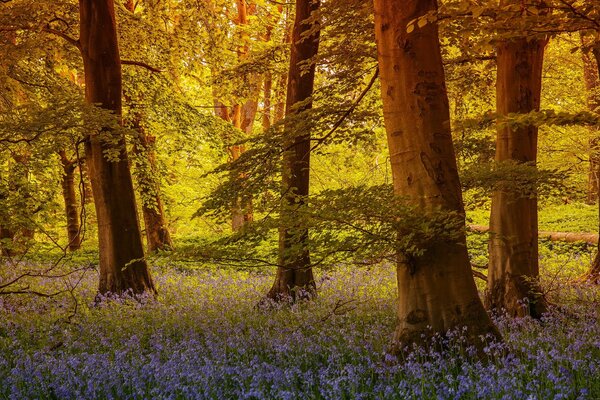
[581, 36, 600, 283]
[485, 0, 548, 317]
[373, 0, 500, 350]
[59, 150, 82, 252]
[123, 0, 174, 252]
[581, 38, 600, 206]
[79, 0, 155, 294]
[267, 0, 321, 301]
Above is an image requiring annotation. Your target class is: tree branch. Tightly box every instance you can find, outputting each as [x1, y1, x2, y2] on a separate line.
[310, 66, 379, 152]
[42, 26, 80, 49]
[121, 60, 163, 73]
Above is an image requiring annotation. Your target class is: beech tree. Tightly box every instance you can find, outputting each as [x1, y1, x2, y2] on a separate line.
[582, 39, 600, 206]
[267, 0, 321, 301]
[124, 0, 174, 252]
[59, 150, 82, 252]
[373, 0, 500, 349]
[485, 0, 548, 317]
[79, 0, 155, 294]
[581, 37, 600, 283]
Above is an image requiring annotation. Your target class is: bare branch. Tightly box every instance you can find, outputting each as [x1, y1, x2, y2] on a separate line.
[121, 60, 164, 73]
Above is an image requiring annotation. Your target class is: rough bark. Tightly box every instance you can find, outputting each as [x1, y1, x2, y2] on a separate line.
[59, 151, 82, 251]
[373, 0, 500, 351]
[486, 2, 548, 317]
[267, 0, 321, 301]
[79, 0, 155, 295]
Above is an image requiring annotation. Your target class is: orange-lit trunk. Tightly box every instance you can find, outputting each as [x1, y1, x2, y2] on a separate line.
[79, 0, 155, 295]
[373, 0, 500, 350]
[486, 0, 548, 317]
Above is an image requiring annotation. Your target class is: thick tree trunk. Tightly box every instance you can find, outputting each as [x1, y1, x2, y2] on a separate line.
[267, 0, 320, 301]
[79, 0, 155, 295]
[486, 4, 548, 317]
[59, 151, 82, 251]
[373, 0, 500, 350]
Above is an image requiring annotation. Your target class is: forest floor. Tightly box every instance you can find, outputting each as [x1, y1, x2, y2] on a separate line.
[1, 247, 599, 399]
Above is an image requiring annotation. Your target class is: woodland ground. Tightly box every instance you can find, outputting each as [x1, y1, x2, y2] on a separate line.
[0, 203, 599, 400]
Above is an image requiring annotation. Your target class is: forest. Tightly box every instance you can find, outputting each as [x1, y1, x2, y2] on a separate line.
[0, 0, 599, 398]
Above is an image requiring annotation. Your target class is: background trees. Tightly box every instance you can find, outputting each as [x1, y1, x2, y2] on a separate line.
[1, 0, 600, 353]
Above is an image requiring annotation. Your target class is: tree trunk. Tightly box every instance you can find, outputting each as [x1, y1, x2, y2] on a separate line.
[267, 0, 321, 301]
[59, 151, 82, 251]
[582, 45, 600, 205]
[123, 0, 173, 253]
[273, 9, 292, 126]
[261, 6, 283, 132]
[587, 44, 600, 283]
[77, 156, 94, 204]
[229, 0, 258, 231]
[373, 0, 500, 351]
[131, 116, 174, 252]
[79, 0, 155, 295]
[486, 2, 548, 317]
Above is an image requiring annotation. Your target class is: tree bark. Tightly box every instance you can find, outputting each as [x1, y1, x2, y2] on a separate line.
[267, 0, 321, 301]
[79, 0, 155, 295]
[486, 1, 548, 317]
[59, 151, 82, 252]
[373, 0, 500, 351]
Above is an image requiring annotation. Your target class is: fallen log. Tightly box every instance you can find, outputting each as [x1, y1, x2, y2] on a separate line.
[468, 225, 599, 245]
